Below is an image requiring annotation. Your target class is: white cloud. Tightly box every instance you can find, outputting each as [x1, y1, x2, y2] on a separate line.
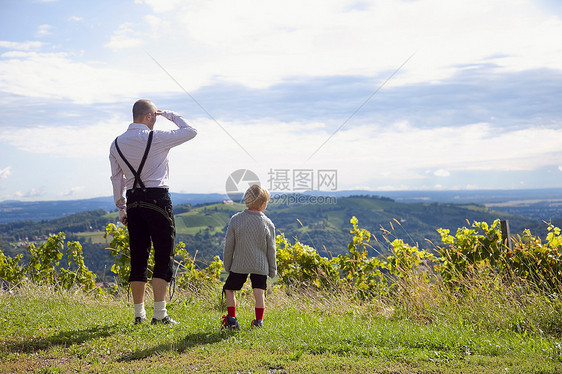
[0, 166, 12, 179]
[2, 114, 561, 198]
[142, 0, 184, 13]
[62, 186, 85, 196]
[145, 14, 171, 36]
[0, 51, 156, 103]
[0, 41, 45, 51]
[1, 0, 561, 104]
[36, 24, 53, 37]
[68, 16, 83, 22]
[434, 169, 450, 177]
[0, 115, 125, 157]
[13, 189, 45, 199]
[136, 0, 562, 89]
[161, 118, 562, 192]
[104, 22, 144, 50]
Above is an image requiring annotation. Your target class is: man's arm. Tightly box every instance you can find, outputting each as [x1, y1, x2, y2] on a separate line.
[157, 110, 197, 147]
[109, 146, 128, 225]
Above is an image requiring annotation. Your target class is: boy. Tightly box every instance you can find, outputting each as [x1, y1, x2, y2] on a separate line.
[221, 184, 276, 329]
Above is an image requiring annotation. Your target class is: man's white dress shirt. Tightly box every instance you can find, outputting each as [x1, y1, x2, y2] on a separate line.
[109, 111, 197, 220]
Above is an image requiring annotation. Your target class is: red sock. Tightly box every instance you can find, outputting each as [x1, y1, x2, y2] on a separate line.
[255, 307, 264, 321]
[227, 306, 236, 318]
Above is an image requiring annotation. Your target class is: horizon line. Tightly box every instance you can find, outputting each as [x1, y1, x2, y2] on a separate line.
[3, 187, 562, 204]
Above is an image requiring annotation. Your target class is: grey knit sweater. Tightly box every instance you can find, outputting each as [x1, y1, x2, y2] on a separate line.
[223, 210, 277, 278]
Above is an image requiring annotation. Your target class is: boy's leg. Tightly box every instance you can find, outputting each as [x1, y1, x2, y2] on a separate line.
[221, 288, 241, 330]
[221, 272, 246, 330]
[223, 272, 248, 317]
[253, 288, 265, 323]
[250, 274, 267, 324]
[225, 289, 237, 317]
[253, 288, 265, 308]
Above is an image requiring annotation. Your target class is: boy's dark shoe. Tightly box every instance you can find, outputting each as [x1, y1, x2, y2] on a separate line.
[134, 316, 148, 325]
[221, 315, 241, 330]
[151, 315, 179, 325]
[250, 319, 263, 328]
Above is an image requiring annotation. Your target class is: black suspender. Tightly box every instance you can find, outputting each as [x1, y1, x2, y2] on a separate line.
[114, 131, 154, 191]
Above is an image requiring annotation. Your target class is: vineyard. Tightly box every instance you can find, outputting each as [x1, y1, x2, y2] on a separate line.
[1, 217, 561, 318]
[1, 217, 562, 372]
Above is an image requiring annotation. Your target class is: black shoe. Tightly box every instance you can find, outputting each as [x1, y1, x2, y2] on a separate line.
[220, 315, 240, 330]
[134, 316, 148, 325]
[151, 315, 179, 325]
[250, 319, 263, 328]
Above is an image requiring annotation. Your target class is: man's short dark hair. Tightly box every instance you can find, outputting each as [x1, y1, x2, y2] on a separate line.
[133, 100, 154, 121]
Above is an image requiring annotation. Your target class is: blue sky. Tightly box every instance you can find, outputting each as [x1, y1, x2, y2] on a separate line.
[1, 0, 562, 201]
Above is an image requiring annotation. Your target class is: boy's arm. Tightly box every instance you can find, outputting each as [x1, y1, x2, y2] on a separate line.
[223, 221, 235, 272]
[267, 224, 277, 278]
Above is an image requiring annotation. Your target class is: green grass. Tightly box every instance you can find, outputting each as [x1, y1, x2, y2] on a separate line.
[1, 285, 561, 373]
[173, 204, 242, 235]
[73, 232, 109, 244]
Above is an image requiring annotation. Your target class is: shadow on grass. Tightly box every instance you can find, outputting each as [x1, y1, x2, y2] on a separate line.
[118, 330, 234, 361]
[2, 325, 119, 353]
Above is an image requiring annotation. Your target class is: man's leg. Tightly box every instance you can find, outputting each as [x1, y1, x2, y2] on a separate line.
[131, 281, 147, 304]
[131, 281, 148, 322]
[146, 193, 177, 324]
[152, 277, 168, 302]
[152, 277, 171, 321]
[127, 203, 151, 324]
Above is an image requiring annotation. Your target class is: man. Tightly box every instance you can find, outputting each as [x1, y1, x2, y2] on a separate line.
[109, 99, 197, 325]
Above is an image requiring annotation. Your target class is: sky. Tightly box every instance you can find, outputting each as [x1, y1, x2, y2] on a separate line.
[1, 0, 562, 202]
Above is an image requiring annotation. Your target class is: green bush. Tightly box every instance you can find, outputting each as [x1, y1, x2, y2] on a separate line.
[276, 232, 339, 289]
[1, 216, 560, 305]
[0, 233, 99, 292]
[174, 242, 223, 292]
[437, 219, 562, 293]
[104, 223, 222, 292]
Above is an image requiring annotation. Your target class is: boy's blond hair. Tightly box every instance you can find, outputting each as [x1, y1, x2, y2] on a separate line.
[244, 184, 271, 210]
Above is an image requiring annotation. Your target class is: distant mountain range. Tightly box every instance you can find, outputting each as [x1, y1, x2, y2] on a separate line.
[1, 188, 562, 224]
[0, 193, 227, 224]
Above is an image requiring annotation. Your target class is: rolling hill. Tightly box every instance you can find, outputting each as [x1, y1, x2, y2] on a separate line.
[0, 195, 546, 278]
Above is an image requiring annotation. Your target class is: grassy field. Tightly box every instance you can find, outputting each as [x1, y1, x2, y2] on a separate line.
[1, 284, 561, 374]
[73, 231, 110, 245]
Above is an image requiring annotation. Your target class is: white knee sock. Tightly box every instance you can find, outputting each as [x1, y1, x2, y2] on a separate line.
[134, 302, 146, 319]
[153, 301, 167, 320]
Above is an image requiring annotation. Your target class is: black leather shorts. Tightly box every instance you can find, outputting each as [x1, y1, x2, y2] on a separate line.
[126, 189, 175, 283]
